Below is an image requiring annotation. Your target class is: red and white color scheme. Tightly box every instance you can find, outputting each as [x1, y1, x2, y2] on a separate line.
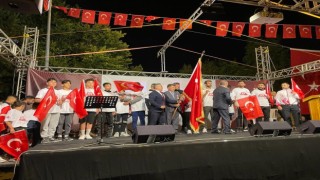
[265, 82, 274, 106]
[232, 22, 245, 37]
[114, 81, 144, 92]
[162, 18, 176, 30]
[93, 79, 103, 96]
[0, 130, 29, 159]
[216, 21, 230, 37]
[114, 13, 128, 26]
[66, 88, 88, 119]
[54, 6, 67, 14]
[67, 8, 81, 18]
[265, 24, 278, 38]
[98, 12, 112, 25]
[298, 25, 312, 39]
[145, 16, 159, 22]
[34, 87, 58, 122]
[237, 96, 264, 120]
[184, 60, 204, 133]
[291, 78, 305, 99]
[130, 15, 144, 28]
[81, 10, 95, 24]
[283, 24, 296, 39]
[43, 0, 50, 12]
[291, 48, 320, 114]
[199, 20, 212, 26]
[179, 19, 192, 30]
[249, 24, 261, 37]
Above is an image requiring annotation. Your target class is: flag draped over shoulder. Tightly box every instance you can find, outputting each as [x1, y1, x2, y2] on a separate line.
[34, 87, 57, 122]
[237, 96, 263, 120]
[66, 88, 88, 119]
[0, 130, 29, 159]
[183, 60, 204, 133]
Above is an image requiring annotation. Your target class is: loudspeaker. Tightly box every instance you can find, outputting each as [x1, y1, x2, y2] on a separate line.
[250, 121, 292, 136]
[298, 120, 320, 134]
[0, 0, 43, 14]
[132, 125, 175, 144]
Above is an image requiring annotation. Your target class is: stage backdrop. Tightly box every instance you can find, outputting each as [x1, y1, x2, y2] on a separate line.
[291, 48, 320, 114]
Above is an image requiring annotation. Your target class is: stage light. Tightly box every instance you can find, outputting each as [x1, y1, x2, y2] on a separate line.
[249, 10, 283, 24]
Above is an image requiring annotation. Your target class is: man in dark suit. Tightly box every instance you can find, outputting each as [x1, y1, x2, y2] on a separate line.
[148, 83, 167, 125]
[164, 84, 181, 132]
[211, 80, 233, 134]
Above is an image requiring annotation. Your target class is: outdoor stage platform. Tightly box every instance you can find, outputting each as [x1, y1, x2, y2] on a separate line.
[8, 132, 320, 180]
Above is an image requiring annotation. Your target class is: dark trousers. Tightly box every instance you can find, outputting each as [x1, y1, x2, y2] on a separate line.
[281, 105, 300, 127]
[212, 109, 230, 133]
[27, 121, 41, 147]
[96, 112, 114, 137]
[256, 106, 271, 122]
[236, 108, 248, 128]
[132, 111, 145, 130]
[114, 114, 129, 133]
[148, 111, 166, 125]
[182, 112, 191, 131]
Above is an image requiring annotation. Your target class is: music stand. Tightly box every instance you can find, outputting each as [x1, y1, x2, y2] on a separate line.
[84, 96, 118, 144]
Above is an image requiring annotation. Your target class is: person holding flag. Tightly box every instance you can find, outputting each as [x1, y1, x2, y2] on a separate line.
[35, 78, 60, 143]
[251, 82, 270, 122]
[275, 82, 301, 128]
[202, 80, 215, 133]
[0, 95, 17, 134]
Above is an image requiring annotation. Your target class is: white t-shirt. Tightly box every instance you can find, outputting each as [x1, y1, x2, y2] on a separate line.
[275, 89, 299, 105]
[101, 91, 116, 112]
[130, 92, 146, 112]
[4, 109, 28, 128]
[84, 88, 96, 112]
[35, 88, 61, 113]
[251, 89, 270, 107]
[228, 92, 235, 113]
[116, 100, 130, 114]
[59, 89, 73, 113]
[23, 109, 38, 122]
[202, 88, 214, 107]
[231, 87, 250, 100]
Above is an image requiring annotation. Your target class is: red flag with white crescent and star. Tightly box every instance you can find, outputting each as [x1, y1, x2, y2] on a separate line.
[283, 24, 296, 39]
[81, 10, 95, 24]
[93, 79, 103, 96]
[291, 78, 305, 99]
[199, 20, 212, 26]
[0, 105, 11, 132]
[145, 16, 159, 22]
[98, 12, 112, 25]
[183, 59, 204, 133]
[43, 0, 50, 12]
[34, 87, 57, 122]
[232, 22, 245, 37]
[237, 96, 263, 120]
[216, 21, 229, 37]
[0, 130, 29, 159]
[162, 18, 176, 30]
[298, 25, 312, 39]
[249, 24, 261, 37]
[67, 8, 81, 18]
[130, 15, 144, 28]
[265, 24, 278, 38]
[291, 48, 320, 114]
[179, 19, 192, 29]
[265, 82, 274, 106]
[113, 81, 144, 92]
[114, 13, 128, 26]
[66, 88, 88, 119]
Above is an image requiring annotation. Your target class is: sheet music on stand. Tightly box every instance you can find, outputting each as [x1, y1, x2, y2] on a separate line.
[84, 96, 118, 109]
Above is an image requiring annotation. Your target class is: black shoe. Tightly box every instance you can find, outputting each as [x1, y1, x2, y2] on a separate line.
[211, 130, 221, 134]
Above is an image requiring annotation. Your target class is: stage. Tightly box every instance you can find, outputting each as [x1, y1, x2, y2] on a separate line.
[4, 131, 320, 180]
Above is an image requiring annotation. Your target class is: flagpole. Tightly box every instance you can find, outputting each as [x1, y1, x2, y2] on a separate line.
[44, 0, 52, 70]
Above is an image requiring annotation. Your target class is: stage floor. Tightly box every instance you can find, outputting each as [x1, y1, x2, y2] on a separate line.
[4, 131, 320, 180]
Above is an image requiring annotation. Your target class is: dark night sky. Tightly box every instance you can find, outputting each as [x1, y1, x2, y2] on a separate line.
[68, 0, 320, 73]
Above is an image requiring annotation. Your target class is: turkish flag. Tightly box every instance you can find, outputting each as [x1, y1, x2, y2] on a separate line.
[291, 78, 305, 99]
[0, 130, 29, 159]
[232, 22, 245, 37]
[179, 19, 192, 29]
[216, 21, 229, 37]
[34, 87, 57, 122]
[130, 15, 144, 28]
[265, 24, 278, 38]
[299, 25, 312, 38]
[54, 6, 67, 14]
[43, 0, 50, 11]
[316, 26, 320, 39]
[283, 24, 296, 39]
[114, 81, 144, 92]
[162, 18, 176, 30]
[199, 20, 212, 26]
[78, 80, 86, 101]
[67, 8, 81, 18]
[237, 96, 264, 120]
[94, 79, 103, 96]
[266, 82, 274, 106]
[183, 60, 204, 133]
[145, 16, 159, 22]
[114, 13, 128, 26]
[0, 105, 11, 132]
[249, 24, 262, 37]
[81, 10, 95, 24]
[98, 12, 111, 25]
[66, 89, 88, 119]
[291, 48, 320, 114]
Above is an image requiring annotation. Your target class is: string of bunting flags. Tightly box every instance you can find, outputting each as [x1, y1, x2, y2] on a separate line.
[53, 6, 320, 39]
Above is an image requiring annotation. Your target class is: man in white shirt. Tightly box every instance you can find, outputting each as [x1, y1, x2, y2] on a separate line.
[251, 83, 270, 122]
[57, 80, 73, 141]
[202, 80, 214, 133]
[231, 81, 251, 131]
[275, 82, 300, 127]
[35, 78, 61, 143]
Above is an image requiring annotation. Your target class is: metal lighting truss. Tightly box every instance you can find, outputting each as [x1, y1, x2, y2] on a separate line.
[157, 0, 216, 72]
[255, 46, 272, 80]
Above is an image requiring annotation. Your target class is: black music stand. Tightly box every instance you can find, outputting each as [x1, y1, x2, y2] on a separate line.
[84, 96, 118, 144]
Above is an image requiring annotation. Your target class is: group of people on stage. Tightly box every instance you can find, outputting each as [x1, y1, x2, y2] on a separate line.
[0, 77, 302, 150]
